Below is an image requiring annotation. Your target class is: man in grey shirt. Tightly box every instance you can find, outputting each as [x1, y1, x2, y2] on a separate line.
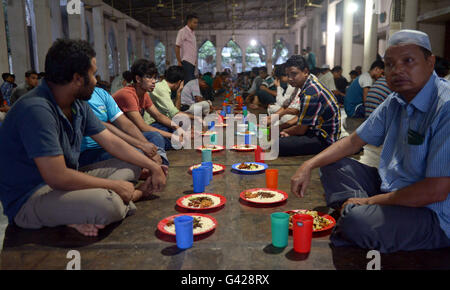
[180, 78, 212, 116]
[10, 70, 39, 105]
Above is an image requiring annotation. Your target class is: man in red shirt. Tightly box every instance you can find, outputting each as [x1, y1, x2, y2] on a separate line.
[113, 59, 187, 150]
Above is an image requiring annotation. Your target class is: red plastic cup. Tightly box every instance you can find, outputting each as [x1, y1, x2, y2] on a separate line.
[265, 169, 278, 189]
[292, 214, 313, 253]
[255, 146, 264, 163]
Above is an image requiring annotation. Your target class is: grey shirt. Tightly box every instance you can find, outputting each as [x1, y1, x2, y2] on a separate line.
[181, 79, 202, 106]
[10, 83, 34, 105]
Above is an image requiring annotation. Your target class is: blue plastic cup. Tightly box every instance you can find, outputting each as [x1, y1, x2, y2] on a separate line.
[201, 149, 212, 162]
[200, 165, 210, 186]
[192, 167, 206, 193]
[208, 121, 215, 130]
[245, 134, 251, 145]
[226, 106, 231, 114]
[174, 215, 194, 249]
[202, 161, 213, 181]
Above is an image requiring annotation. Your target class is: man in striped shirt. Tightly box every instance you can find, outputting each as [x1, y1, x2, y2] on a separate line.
[278, 55, 341, 156]
[290, 30, 450, 253]
[364, 76, 392, 118]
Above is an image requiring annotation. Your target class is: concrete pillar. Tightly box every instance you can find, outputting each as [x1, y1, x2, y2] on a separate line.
[117, 19, 128, 73]
[312, 13, 321, 64]
[342, 0, 354, 81]
[34, 0, 54, 72]
[50, 0, 63, 42]
[402, 0, 418, 30]
[7, 0, 30, 82]
[266, 41, 273, 74]
[0, 2, 9, 74]
[326, 2, 337, 67]
[92, 6, 107, 80]
[68, 2, 86, 40]
[216, 36, 225, 73]
[363, 0, 378, 72]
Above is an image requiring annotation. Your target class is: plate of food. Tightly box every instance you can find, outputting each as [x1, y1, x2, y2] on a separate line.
[157, 213, 218, 236]
[286, 209, 336, 232]
[176, 193, 226, 210]
[231, 162, 268, 173]
[236, 131, 256, 136]
[215, 123, 228, 127]
[196, 145, 225, 152]
[239, 188, 288, 204]
[231, 144, 257, 152]
[188, 163, 226, 175]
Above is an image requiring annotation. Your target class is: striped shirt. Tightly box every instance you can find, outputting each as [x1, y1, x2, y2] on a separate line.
[356, 72, 450, 238]
[291, 74, 341, 145]
[365, 77, 392, 118]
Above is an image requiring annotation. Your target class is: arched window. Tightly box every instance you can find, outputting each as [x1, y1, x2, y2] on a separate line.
[245, 41, 266, 70]
[154, 39, 166, 74]
[198, 40, 216, 74]
[221, 40, 242, 73]
[273, 39, 289, 65]
[127, 36, 135, 69]
[107, 29, 118, 77]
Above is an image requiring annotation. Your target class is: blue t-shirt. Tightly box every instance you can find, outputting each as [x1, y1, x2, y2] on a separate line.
[0, 80, 105, 222]
[81, 87, 123, 151]
[356, 72, 450, 238]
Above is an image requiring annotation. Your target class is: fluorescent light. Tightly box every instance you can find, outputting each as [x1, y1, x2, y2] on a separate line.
[250, 39, 257, 46]
[349, 2, 358, 14]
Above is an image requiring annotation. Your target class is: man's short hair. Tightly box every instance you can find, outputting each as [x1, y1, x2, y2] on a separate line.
[186, 14, 198, 23]
[45, 39, 96, 85]
[274, 64, 287, 78]
[25, 70, 38, 78]
[331, 66, 342, 73]
[370, 60, 385, 71]
[130, 59, 158, 83]
[251, 67, 259, 74]
[349, 70, 358, 76]
[38, 72, 45, 79]
[285, 55, 309, 71]
[259, 66, 268, 73]
[164, 66, 184, 83]
[2, 73, 10, 81]
[122, 70, 133, 83]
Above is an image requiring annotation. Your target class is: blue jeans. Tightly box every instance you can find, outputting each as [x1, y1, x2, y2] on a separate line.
[79, 131, 169, 168]
[150, 122, 174, 150]
[350, 104, 365, 118]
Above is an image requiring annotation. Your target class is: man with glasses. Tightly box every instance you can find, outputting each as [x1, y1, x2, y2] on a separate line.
[113, 59, 187, 150]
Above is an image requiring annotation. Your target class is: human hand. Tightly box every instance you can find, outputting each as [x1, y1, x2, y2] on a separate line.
[140, 142, 157, 159]
[340, 197, 372, 214]
[290, 164, 312, 198]
[111, 180, 135, 204]
[280, 131, 290, 137]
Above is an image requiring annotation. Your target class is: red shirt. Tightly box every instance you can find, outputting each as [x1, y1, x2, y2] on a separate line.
[113, 85, 153, 116]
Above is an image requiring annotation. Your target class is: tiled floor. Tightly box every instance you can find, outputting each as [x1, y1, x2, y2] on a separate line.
[0, 105, 449, 270]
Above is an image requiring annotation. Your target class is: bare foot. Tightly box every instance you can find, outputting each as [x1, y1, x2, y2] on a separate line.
[67, 224, 105, 237]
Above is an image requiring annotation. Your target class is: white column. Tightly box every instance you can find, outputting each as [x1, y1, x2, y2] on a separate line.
[402, 0, 418, 30]
[326, 2, 337, 67]
[312, 13, 321, 65]
[363, 0, 378, 72]
[68, 2, 86, 40]
[0, 2, 9, 73]
[342, 0, 354, 81]
[7, 0, 30, 82]
[34, 0, 53, 72]
[216, 36, 224, 73]
[92, 6, 107, 80]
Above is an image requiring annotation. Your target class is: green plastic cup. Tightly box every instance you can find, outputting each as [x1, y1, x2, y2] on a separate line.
[210, 134, 216, 144]
[201, 149, 212, 162]
[271, 212, 289, 248]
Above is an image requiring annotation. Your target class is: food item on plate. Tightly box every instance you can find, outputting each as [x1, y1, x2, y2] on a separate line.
[237, 163, 263, 170]
[181, 194, 221, 209]
[288, 210, 333, 231]
[164, 215, 215, 234]
[243, 189, 285, 203]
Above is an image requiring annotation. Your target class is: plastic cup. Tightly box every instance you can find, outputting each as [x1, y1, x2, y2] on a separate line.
[271, 212, 289, 248]
[208, 121, 215, 130]
[210, 134, 216, 145]
[202, 161, 213, 181]
[226, 105, 231, 114]
[245, 134, 251, 145]
[200, 165, 210, 186]
[174, 215, 194, 249]
[201, 149, 212, 162]
[255, 146, 264, 163]
[266, 169, 278, 189]
[292, 214, 314, 253]
[192, 167, 206, 193]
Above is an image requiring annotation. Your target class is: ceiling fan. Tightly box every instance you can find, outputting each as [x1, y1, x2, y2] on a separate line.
[305, 0, 322, 8]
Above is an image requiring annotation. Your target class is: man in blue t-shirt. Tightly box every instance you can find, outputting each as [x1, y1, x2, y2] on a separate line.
[79, 87, 169, 168]
[344, 60, 385, 118]
[0, 39, 167, 237]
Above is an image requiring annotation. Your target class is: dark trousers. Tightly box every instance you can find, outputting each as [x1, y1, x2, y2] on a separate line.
[279, 134, 329, 156]
[182, 60, 196, 84]
[320, 157, 450, 253]
[256, 89, 276, 105]
[79, 131, 169, 168]
[150, 122, 175, 150]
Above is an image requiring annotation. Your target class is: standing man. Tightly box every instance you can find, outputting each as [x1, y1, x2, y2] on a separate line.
[10, 70, 39, 105]
[290, 30, 450, 253]
[176, 14, 199, 85]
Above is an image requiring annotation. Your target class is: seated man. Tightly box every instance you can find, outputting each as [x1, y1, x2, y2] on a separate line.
[0, 73, 14, 106]
[10, 70, 39, 105]
[0, 39, 166, 237]
[318, 64, 340, 99]
[331, 66, 348, 105]
[180, 78, 212, 116]
[278, 55, 341, 156]
[79, 87, 169, 168]
[245, 67, 262, 105]
[267, 64, 297, 128]
[344, 60, 384, 118]
[364, 76, 392, 118]
[113, 59, 186, 150]
[290, 30, 450, 253]
[251, 66, 277, 108]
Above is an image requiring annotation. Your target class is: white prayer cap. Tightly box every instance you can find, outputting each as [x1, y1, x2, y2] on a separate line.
[321, 64, 330, 69]
[387, 29, 432, 52]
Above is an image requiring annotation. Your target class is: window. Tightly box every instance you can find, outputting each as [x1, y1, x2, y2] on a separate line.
[245, 41, 266, 70]
[273, 39, 289, 65]
[154, 39, 166, 74]
[221, 40, 242, 73]
[198, 40, 216, 74]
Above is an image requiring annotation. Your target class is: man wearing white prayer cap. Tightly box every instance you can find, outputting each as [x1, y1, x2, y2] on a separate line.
[290, 29, 450, 253]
